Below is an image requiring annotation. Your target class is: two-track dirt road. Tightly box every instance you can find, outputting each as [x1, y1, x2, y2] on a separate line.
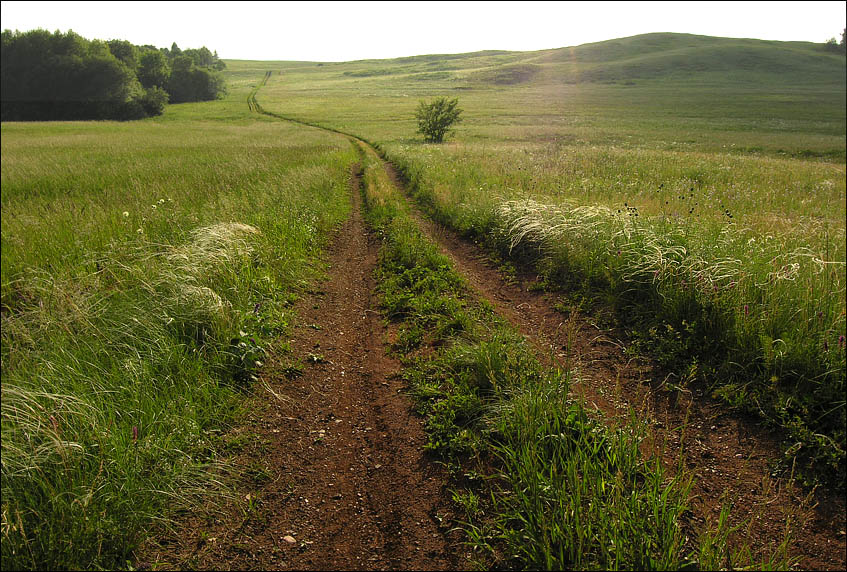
[140, 168, 466, 570]
[140, 100, 845, 571]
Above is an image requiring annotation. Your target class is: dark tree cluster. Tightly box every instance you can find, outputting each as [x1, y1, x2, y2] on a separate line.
[1, 29, 227, 121]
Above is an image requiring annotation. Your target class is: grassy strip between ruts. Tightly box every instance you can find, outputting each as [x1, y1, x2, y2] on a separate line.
[355, 142, 794, 570]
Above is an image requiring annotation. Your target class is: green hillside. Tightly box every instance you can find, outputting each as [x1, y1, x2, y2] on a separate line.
[323, 32, 846, 88]
[243, 30, 846, 491]
[233, 32, 845, 159]
[536, 33, 847, 86]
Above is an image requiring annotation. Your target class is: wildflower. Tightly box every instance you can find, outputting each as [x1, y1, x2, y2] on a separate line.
[158, 198, 165, 205]
[132, 425, 139, 443]
[151, 204, 157, 210]
[122, 211, 129, 218]
[137, 228, 144, 234]
[254, 360, 263, 367]
[840, 335, 845, 350]
[744, 304, 749, 316]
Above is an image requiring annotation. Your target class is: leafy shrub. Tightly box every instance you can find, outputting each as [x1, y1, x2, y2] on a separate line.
[415, 96, 463, 143]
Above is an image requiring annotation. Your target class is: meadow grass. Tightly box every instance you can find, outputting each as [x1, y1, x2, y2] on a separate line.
[2, 31, 842, 569]
[249, 34, 846, 483]
[1, 71, 356, 569]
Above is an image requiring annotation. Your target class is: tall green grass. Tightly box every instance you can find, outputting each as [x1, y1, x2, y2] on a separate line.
[1, 78, 356, 569]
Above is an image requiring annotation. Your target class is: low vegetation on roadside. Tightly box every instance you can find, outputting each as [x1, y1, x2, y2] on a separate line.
[387, 144, 846, 485]
[0, 80, 356, 569]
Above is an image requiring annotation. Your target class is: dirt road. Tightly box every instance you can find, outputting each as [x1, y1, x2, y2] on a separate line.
[141, 167, 466, 570]
[142, 102, 845, 571]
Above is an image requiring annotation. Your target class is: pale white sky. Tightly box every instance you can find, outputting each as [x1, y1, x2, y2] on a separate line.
[1, 1, 845, 62]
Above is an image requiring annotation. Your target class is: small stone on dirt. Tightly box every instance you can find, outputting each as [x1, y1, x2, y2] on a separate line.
[283, 535, 296, 544]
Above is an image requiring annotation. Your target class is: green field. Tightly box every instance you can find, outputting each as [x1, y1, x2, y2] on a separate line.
[248, 33, 846, 482]
[1, 32, 845, 570]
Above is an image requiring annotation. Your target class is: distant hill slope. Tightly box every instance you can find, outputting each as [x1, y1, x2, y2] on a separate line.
[533, 33, 846, 86]
[327, 32, 845, 88]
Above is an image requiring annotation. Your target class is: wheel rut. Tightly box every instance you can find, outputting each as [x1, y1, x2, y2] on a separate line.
[229, 167, 461, 570]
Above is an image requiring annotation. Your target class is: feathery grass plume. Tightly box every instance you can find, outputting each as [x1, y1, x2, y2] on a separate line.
[493, 196, 845, 480]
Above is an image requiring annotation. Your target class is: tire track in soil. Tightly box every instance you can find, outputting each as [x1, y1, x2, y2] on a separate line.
[379, 163, 846, 571]
[151, 167, 465, 570]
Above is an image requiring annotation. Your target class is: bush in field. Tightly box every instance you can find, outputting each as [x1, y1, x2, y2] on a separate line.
[415, 96, 462, 143]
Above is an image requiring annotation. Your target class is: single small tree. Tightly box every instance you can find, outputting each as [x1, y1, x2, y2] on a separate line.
[415, 96, 463, 143]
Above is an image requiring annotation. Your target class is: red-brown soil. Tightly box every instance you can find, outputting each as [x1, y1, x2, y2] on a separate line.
[138, 168, 468, 570]
[381, 162, 846, 570]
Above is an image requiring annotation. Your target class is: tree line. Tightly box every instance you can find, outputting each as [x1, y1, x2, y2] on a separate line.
[1, 29, 227, 121]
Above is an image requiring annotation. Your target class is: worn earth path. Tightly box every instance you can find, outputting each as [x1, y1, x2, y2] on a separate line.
[142, 95, 845, 568]
[381, 163, 847, 570]
[141, 168, 467, 570]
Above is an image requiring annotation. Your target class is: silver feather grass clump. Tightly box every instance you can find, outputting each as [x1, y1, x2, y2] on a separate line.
[1, 221, 261, 529]
[165, 222, 261, 316]
[495, 198, 845, 305]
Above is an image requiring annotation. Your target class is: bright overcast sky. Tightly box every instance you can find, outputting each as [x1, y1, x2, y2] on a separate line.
[2, 1, 845, 61]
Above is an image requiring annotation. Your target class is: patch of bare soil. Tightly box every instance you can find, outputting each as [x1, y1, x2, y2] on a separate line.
[139, 167, 466, 570]
[383, 163, 846, 570]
